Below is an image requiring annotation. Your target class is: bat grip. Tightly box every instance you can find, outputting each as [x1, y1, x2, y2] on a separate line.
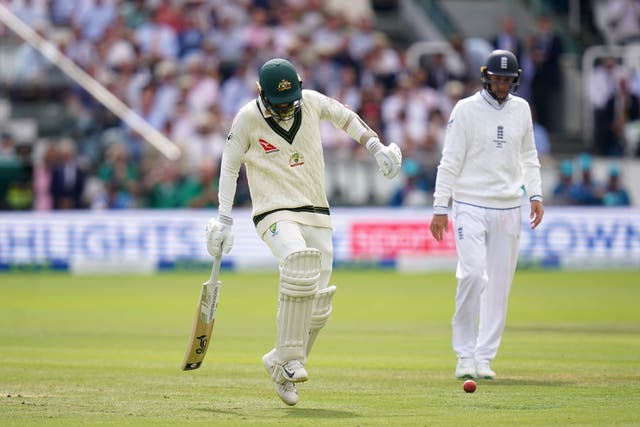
[206, 256, 222, 285]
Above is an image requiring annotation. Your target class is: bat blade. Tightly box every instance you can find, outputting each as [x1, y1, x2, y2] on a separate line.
[181, 258, 222, 371]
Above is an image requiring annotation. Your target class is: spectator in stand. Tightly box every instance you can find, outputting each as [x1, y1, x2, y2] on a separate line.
[589, 56, 624, 155]
[492, 16, 523, 60]
[551, 159, 575, 205]
[348, 15, 377, 62]
[604, 0, 640, 45]
[94, 141, 141, 208]
[529, 14, 564, 134]
[13, 22, 53, 83]
[32, 141, 58, 211]
[153, 60, 180, 123]
[144, 160, 183, 208]
[181, 110, 226, 172]
[180, 158, 219, 208]
[177, 8, 206, 59]
[218, 58, 255, 121]
[134, 5, 179, 62]
[425, 52, 453, 91]
[208, 11, 247, 79]
[600, 73, 640, 156]
[570, 154, 602, 206]
[601, 165, 631, 206]
[532, 108, 551, 159]
[12, 0, 48, 29]
[71, 0, 117, 42]
[121, 0, 151, 30]
[389, 158, 430, 207]
[50, 138, 86, 209]
[0, 131, 17, 161]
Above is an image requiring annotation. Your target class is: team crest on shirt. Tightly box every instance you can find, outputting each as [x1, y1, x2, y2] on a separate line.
[493, 125, 506, 148]
[259, 138, 279, 153]
[289, 152, 304, 167]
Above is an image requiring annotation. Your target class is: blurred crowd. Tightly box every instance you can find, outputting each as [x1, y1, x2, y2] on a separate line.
[0, 0, 637, 210]
[551, 153, 631, 206]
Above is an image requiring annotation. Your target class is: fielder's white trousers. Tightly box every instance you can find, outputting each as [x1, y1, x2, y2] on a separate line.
[451, 202, 521, 363]
[261, 220, 333, 290]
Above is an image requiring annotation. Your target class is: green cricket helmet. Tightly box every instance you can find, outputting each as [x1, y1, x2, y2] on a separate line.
[257, 58, 302, 121]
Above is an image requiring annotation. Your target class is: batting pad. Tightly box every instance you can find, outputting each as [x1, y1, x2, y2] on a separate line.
[276, 249, 321, 364]
[306, 285, 337, 357]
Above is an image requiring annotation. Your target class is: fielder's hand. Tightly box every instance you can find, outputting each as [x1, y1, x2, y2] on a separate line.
[366, 138, 402, 179]
[429, 214, 449, 242]
[205, 215, 234, 257]
[529, 200, 544, 229]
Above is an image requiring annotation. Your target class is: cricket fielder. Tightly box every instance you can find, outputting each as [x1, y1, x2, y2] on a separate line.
[205, 58, 402, 405]
[429, 50, 544, 380]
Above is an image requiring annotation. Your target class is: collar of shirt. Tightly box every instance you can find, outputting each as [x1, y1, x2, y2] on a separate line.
[481, 89, 511, 110]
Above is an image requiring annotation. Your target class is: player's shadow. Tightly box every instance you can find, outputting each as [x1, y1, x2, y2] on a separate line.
[193, 407, 357, 419]
[285, 408, 357, 419]
[491, 378, 574, 386]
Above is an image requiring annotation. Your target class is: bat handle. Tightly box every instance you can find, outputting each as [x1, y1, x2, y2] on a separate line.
[206, 256, 222, 285]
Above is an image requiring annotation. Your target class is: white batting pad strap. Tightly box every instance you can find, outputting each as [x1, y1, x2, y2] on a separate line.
[276, 249, 321, 363]
[310, 285, 336, 329]
[306, 285, 336, 357]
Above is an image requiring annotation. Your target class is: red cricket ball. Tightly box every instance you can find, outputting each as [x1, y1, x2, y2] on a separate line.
[463, 379, 477, 393]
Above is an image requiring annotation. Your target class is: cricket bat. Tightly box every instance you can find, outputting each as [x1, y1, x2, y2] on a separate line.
[181, 256, 222, 371]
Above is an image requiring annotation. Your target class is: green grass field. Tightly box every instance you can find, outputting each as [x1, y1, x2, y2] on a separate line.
[1, 269, 639, 426]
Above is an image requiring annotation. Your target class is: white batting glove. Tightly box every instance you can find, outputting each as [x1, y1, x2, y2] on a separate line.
[366, 138, 402, 179]
[205, 215, 234, 257]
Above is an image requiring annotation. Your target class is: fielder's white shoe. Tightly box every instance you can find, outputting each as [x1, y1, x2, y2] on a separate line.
[262, 350, 300, 406]
[476, 361, 496, 380]
[455, 358, 478, 379]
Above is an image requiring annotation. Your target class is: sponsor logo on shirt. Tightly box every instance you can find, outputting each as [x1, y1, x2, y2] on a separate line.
[289, 152, 304, 167]
[259, 139, 279, 153]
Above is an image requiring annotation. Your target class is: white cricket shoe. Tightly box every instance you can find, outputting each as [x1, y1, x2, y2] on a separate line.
[455, 358, 478, 379]
[262, 350, 300, 406]
[262, 349, 276, 376]
[273, 380, 298, 406]
[476, 361, 496, 380]
[262, 350, 309, 382]
[280, 360, 308, 383]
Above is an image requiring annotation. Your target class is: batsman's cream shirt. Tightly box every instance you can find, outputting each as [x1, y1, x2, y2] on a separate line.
[433, 90, 542, 210]
[218, 89, 353, 236]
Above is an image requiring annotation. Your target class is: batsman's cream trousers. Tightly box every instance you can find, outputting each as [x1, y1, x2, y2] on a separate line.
[451, 201, 521, 363]
[262, 221, 333, 290]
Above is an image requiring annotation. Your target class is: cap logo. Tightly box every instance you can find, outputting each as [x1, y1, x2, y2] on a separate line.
[277, 79, 292, 92]
[500, 56, 508, 69]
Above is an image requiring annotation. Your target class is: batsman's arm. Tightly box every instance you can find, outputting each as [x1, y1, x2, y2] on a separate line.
[218, 124, 249, 219]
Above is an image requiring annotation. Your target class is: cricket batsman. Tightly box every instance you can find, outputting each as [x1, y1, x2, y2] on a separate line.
[205, 58, 402, 405]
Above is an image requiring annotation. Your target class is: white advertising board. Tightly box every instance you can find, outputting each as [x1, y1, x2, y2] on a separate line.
[0, 207, 638, 273]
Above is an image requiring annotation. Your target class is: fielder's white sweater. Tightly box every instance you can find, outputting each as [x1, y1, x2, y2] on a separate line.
[433, 90, 542, 211]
